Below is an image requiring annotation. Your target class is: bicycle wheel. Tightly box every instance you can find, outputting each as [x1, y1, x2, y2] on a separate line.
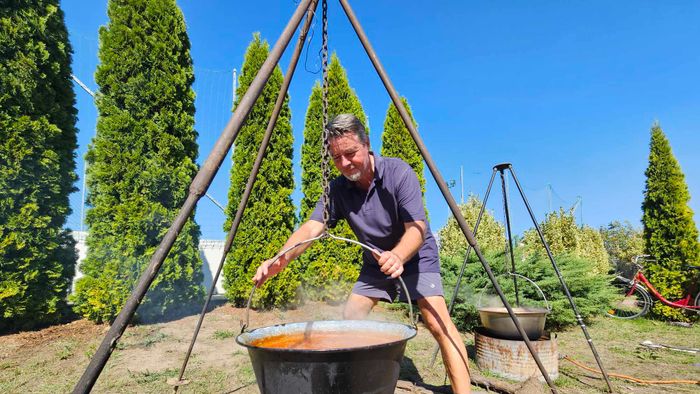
[606, 279, 652, 319]
[694, 292, 700, 308]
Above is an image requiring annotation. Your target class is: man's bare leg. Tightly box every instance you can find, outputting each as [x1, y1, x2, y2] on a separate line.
[418, 296, 471, 394]
[343, 293, 378, 320]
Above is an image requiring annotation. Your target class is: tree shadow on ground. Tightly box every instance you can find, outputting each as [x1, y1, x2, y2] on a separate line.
[399, 355, 423, 383]
[135, 296, 228, 325]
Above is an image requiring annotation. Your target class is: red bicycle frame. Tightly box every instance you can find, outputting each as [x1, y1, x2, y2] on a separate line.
[627, 256, 699, 310]
[632, 273, 698, 309]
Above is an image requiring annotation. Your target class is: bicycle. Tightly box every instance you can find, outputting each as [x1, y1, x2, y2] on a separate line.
[606, 255, 700, 319]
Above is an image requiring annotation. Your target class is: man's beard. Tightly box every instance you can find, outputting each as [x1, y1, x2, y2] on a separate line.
[344, 171, 361, 181]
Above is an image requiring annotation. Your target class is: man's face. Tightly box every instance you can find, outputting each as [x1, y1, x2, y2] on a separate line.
[329, 132, 371, 182]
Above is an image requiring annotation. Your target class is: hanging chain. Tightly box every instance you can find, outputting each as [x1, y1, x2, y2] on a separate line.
[319, 0, 331, 227]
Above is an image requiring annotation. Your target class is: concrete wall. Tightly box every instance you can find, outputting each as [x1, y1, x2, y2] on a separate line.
[71, 231, 226, 296]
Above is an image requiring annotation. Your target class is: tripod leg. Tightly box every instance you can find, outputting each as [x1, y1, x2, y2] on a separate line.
[508, 165, 614, 393]
[429, 167, 498, 367]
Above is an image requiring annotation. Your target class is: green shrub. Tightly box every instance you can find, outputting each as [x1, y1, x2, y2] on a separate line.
[521, 208, 609, 275]
[600, 220, 644, 276]
[437, 194, 505, 259]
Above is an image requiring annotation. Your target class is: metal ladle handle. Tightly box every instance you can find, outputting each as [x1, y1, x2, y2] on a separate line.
[476, 272, 550, 312]
[241, 232, 416, 332]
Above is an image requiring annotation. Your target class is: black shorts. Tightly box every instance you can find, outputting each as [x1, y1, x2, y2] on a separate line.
[351, 271, 444, 303]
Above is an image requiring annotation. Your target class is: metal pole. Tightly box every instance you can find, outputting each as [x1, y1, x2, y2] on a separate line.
[71, 1, 313, 392]
[430, 167, 497, 366]
[204, 193, 226, 213]
[508, 165, 614, 392]
[337, 1, 558, 391]
[70, 73, 95, 234]
[71, 74, 96, 97]
[172, 1, 319, 389]
[496, 163, 519, 306]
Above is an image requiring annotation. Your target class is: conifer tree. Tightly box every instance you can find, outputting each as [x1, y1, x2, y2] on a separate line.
[222, 34, 296, 308]
[0, 1, 78, 330]
[72, 0, 203, 323]
[641, 124, 700, 320]
[380, 96, 429, 219]
[299, 54, 368, 301]
[380, 97, 426, 195]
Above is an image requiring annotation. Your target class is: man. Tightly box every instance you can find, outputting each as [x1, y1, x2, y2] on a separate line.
[253, 114, 471, 393]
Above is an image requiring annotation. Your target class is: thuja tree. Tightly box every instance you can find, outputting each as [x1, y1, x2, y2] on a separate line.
[72, 0, 203, 323]
[642, 124, 700, 321]
[520, 208, 609, 275]
[380, 97, 428, 217]
[437, 194, 505, 259]
[222, 34, 296, 308]
[0, 1, 78, 330]
[299, 54, 367, 301]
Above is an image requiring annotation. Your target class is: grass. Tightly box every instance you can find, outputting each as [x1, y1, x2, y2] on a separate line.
[1, 303, 698, 393]
[54, 342, 75, 360]
[212, 329, 236, 340]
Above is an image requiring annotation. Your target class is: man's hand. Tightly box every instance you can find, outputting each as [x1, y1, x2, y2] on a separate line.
[375, 250, 404, 279]
[252, 256, 287, 287]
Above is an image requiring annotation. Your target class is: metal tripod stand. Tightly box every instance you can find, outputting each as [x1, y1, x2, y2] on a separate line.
[441, 162, 614, 392]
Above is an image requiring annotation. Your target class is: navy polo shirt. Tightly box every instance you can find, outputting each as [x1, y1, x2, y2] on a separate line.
[310, 154, 440, 279]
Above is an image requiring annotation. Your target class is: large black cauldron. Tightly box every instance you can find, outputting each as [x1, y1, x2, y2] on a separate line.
[236, 320, 416, 394]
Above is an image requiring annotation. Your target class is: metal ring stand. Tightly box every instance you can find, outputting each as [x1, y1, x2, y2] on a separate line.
[241, 232, 416, 333]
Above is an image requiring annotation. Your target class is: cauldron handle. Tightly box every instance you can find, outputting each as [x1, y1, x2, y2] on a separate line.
[476, 273, 550, 312]
[241, 232, 417, 333]
[508, 272, 551, 312]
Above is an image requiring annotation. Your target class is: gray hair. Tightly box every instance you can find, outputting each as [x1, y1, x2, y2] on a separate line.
[325, 113, 368, 144]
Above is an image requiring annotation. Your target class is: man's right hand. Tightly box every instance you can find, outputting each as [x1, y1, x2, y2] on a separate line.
[252, 255, 287, 287]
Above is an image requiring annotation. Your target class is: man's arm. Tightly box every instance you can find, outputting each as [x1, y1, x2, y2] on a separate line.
[376, 220, 426, 279]
[252, 219, 325, 286]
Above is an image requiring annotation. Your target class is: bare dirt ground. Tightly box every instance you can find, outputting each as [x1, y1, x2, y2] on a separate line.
[1, 301, 698, 393]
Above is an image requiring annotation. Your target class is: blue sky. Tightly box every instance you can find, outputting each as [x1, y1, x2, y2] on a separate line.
[63, 1, 700, 241]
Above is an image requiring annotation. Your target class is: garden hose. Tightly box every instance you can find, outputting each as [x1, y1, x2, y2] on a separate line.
[561, 355, 700, 385]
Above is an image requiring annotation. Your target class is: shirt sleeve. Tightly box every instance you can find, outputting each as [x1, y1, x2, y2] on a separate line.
[395, 164, 427, 223]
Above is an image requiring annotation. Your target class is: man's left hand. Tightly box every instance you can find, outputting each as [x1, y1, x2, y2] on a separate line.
[375, 250, 404, 279]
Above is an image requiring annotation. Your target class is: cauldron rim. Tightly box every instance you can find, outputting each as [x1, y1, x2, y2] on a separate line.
[236, 319, 416, 354]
